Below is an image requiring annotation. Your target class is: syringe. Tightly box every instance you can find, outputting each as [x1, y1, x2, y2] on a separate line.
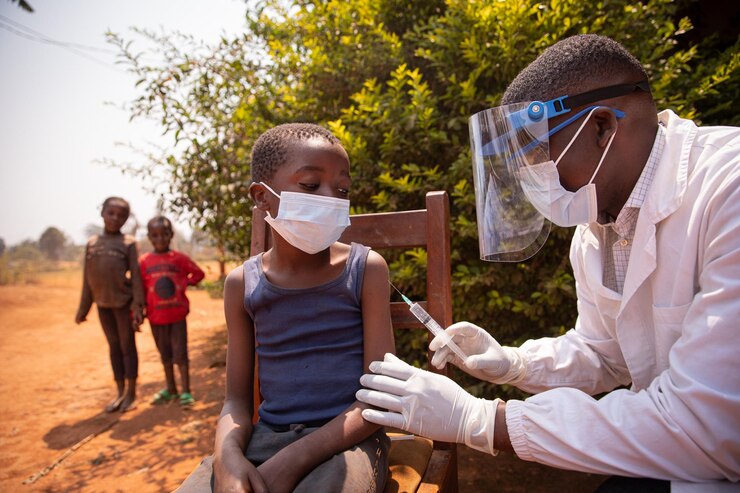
[391, 283, 468, 362]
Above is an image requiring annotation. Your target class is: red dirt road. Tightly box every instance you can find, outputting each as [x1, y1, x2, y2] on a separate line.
[0, 267, 605, 492]
[0, 267, 227, 492]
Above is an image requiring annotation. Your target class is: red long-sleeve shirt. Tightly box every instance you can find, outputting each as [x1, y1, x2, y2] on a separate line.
[139, 250, 205, 325]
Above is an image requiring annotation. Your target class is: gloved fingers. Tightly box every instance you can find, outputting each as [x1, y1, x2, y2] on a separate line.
[430, 345, 454, 369]
[360, 373, 409, 396]
[368, 353, 416, 380]
[429, 333, 448, 352]
[430, 322, 481, 351]
[466, 354, 508, 374]
[355, 388, 404, 412]
[463, 354, 485, 370]
[446, 321, 485, 338]
[361, 408, 407, 429]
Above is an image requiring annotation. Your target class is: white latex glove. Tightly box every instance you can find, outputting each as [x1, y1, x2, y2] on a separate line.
[429, 321, 527, 385]
[356, 353, 499, 455]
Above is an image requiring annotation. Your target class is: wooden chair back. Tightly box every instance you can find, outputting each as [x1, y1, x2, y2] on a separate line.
[249, 190, 457, 493]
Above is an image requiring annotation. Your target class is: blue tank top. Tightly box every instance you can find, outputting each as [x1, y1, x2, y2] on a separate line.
[243, 242, 369, 426]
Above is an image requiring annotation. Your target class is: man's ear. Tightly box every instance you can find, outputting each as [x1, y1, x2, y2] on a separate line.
[593, 108, 619, 149]
[249, 182, 271, 211]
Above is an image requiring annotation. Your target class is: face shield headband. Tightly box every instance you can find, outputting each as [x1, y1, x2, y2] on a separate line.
[469, 80, 649, 262]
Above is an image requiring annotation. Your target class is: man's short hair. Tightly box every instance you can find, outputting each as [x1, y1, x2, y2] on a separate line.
[502, 34, 649, 105]
[250, 123, 341, 183]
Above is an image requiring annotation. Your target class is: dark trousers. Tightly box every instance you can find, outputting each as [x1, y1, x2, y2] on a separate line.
[595, 476, 670, 492]
[97, 305, 138, 380]
[151, 319, 188, 365]
[211, 423, 390, 493]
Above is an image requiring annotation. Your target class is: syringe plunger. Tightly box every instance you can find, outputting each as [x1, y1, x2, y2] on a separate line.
[408, 303, 468, 362]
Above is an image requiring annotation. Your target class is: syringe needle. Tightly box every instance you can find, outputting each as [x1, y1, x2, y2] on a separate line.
[389, 281, 467, 361]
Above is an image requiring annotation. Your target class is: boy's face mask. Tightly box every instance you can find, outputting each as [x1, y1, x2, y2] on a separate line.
[260, 182, 351, 254]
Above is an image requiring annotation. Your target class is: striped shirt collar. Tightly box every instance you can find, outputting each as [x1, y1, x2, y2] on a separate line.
[612, 124, 665, 235]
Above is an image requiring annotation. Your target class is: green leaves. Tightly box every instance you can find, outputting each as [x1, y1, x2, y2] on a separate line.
[111, 0, 736, 393]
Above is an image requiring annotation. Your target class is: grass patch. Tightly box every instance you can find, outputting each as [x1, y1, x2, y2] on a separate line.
[193, 278, 225, 299]
[0, 257, 72, 285]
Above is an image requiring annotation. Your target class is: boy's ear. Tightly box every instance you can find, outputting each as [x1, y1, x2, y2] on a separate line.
[249, 182, 271, 211]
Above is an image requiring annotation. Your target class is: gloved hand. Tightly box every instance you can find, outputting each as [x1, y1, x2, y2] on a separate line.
[429, 322, 527, 385]
[356, 353, 499, 455]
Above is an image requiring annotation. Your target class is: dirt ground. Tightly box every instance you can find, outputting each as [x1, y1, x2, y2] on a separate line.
[0, 266, 606, 492]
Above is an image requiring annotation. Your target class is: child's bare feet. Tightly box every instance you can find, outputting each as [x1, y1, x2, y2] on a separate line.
[105, 395, 125, 413]
[119, 377, 137, 412]
[119, 393, 137, 413]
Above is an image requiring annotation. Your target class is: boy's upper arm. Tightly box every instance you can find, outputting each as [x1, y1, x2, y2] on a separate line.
[184, 254, 206, 284]
[361, 250, 395, 369]
[128, 240, 145, 308]
[223, 266, 256, 410]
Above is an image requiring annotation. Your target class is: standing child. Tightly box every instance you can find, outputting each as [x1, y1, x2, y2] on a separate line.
[209, 123, 396, 493]
[139, 216, 205, 408]
[75, 196, 145, 413]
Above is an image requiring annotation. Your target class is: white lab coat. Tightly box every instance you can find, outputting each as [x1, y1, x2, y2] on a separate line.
[505, 110, 740, 492]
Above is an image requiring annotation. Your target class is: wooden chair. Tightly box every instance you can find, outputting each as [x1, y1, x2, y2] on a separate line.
[176, 191, 457, 493]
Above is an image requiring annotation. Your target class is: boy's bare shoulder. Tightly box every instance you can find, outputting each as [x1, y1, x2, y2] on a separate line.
[365, 249, 389, 276]
[123, 234, 138, 246]
[224, 262, 245, 287]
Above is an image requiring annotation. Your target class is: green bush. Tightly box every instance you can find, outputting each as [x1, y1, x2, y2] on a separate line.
[115, 0, 738, 399]
[0, 242, 59, 285]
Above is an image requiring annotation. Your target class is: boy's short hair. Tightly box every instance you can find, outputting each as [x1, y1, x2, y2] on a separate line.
[102, 196, 130, 217]
[502, 34, 649, 105]
[250, 123, 341, 183]
[147, 215, 173, 233]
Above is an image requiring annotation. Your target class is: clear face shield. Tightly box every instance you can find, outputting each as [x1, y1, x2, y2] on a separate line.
[469, 102, 551, 262]
[468, 80, 650, 262]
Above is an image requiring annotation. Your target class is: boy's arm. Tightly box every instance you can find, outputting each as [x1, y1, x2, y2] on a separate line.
[128, 241, 145, 326]
[257, 250, 395, 492]
[182, 254, 205, 285]
[138, 256, 149, 322]
[76, 243, 92, 323]
[213, 267, 268, 493]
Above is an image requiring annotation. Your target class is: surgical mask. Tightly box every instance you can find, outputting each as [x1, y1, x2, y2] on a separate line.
[519, 108, 616, 227]
[260, 182, 351, 254]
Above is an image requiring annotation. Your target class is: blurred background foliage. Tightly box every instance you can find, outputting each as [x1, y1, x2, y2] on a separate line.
[108, 0, 739, 399]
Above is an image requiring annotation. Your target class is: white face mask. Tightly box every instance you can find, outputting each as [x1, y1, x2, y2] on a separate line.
[260, 183, 351, 254]
[519, 108, 616, 227]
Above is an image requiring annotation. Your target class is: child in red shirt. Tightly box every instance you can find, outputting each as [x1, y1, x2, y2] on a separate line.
[139, 216, 205, 407]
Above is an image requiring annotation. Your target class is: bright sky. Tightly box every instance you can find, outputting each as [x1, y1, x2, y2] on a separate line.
[0, 0, 248, 246]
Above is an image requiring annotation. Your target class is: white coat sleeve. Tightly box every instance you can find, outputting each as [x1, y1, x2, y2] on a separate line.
[506, 179, 740, 482]
[513, 227, 631, 396]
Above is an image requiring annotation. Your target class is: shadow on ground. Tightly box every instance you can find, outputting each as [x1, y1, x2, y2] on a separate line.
[458, 446, 607, 492]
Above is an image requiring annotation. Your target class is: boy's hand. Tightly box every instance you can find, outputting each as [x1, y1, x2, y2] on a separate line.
[258, 454, 303, 493]
[213, 454, 268, 493]
[131, 310, 144, 331]
[75, 312, 86, 324]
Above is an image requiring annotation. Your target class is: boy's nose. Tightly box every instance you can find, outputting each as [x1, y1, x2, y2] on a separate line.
[320, 184, 342, 198]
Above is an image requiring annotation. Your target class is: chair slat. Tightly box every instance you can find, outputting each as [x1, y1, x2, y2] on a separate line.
[339, 210, 427, 248]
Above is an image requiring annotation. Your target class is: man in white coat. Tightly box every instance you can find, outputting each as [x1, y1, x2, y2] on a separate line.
[357, 34, 739, 491]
